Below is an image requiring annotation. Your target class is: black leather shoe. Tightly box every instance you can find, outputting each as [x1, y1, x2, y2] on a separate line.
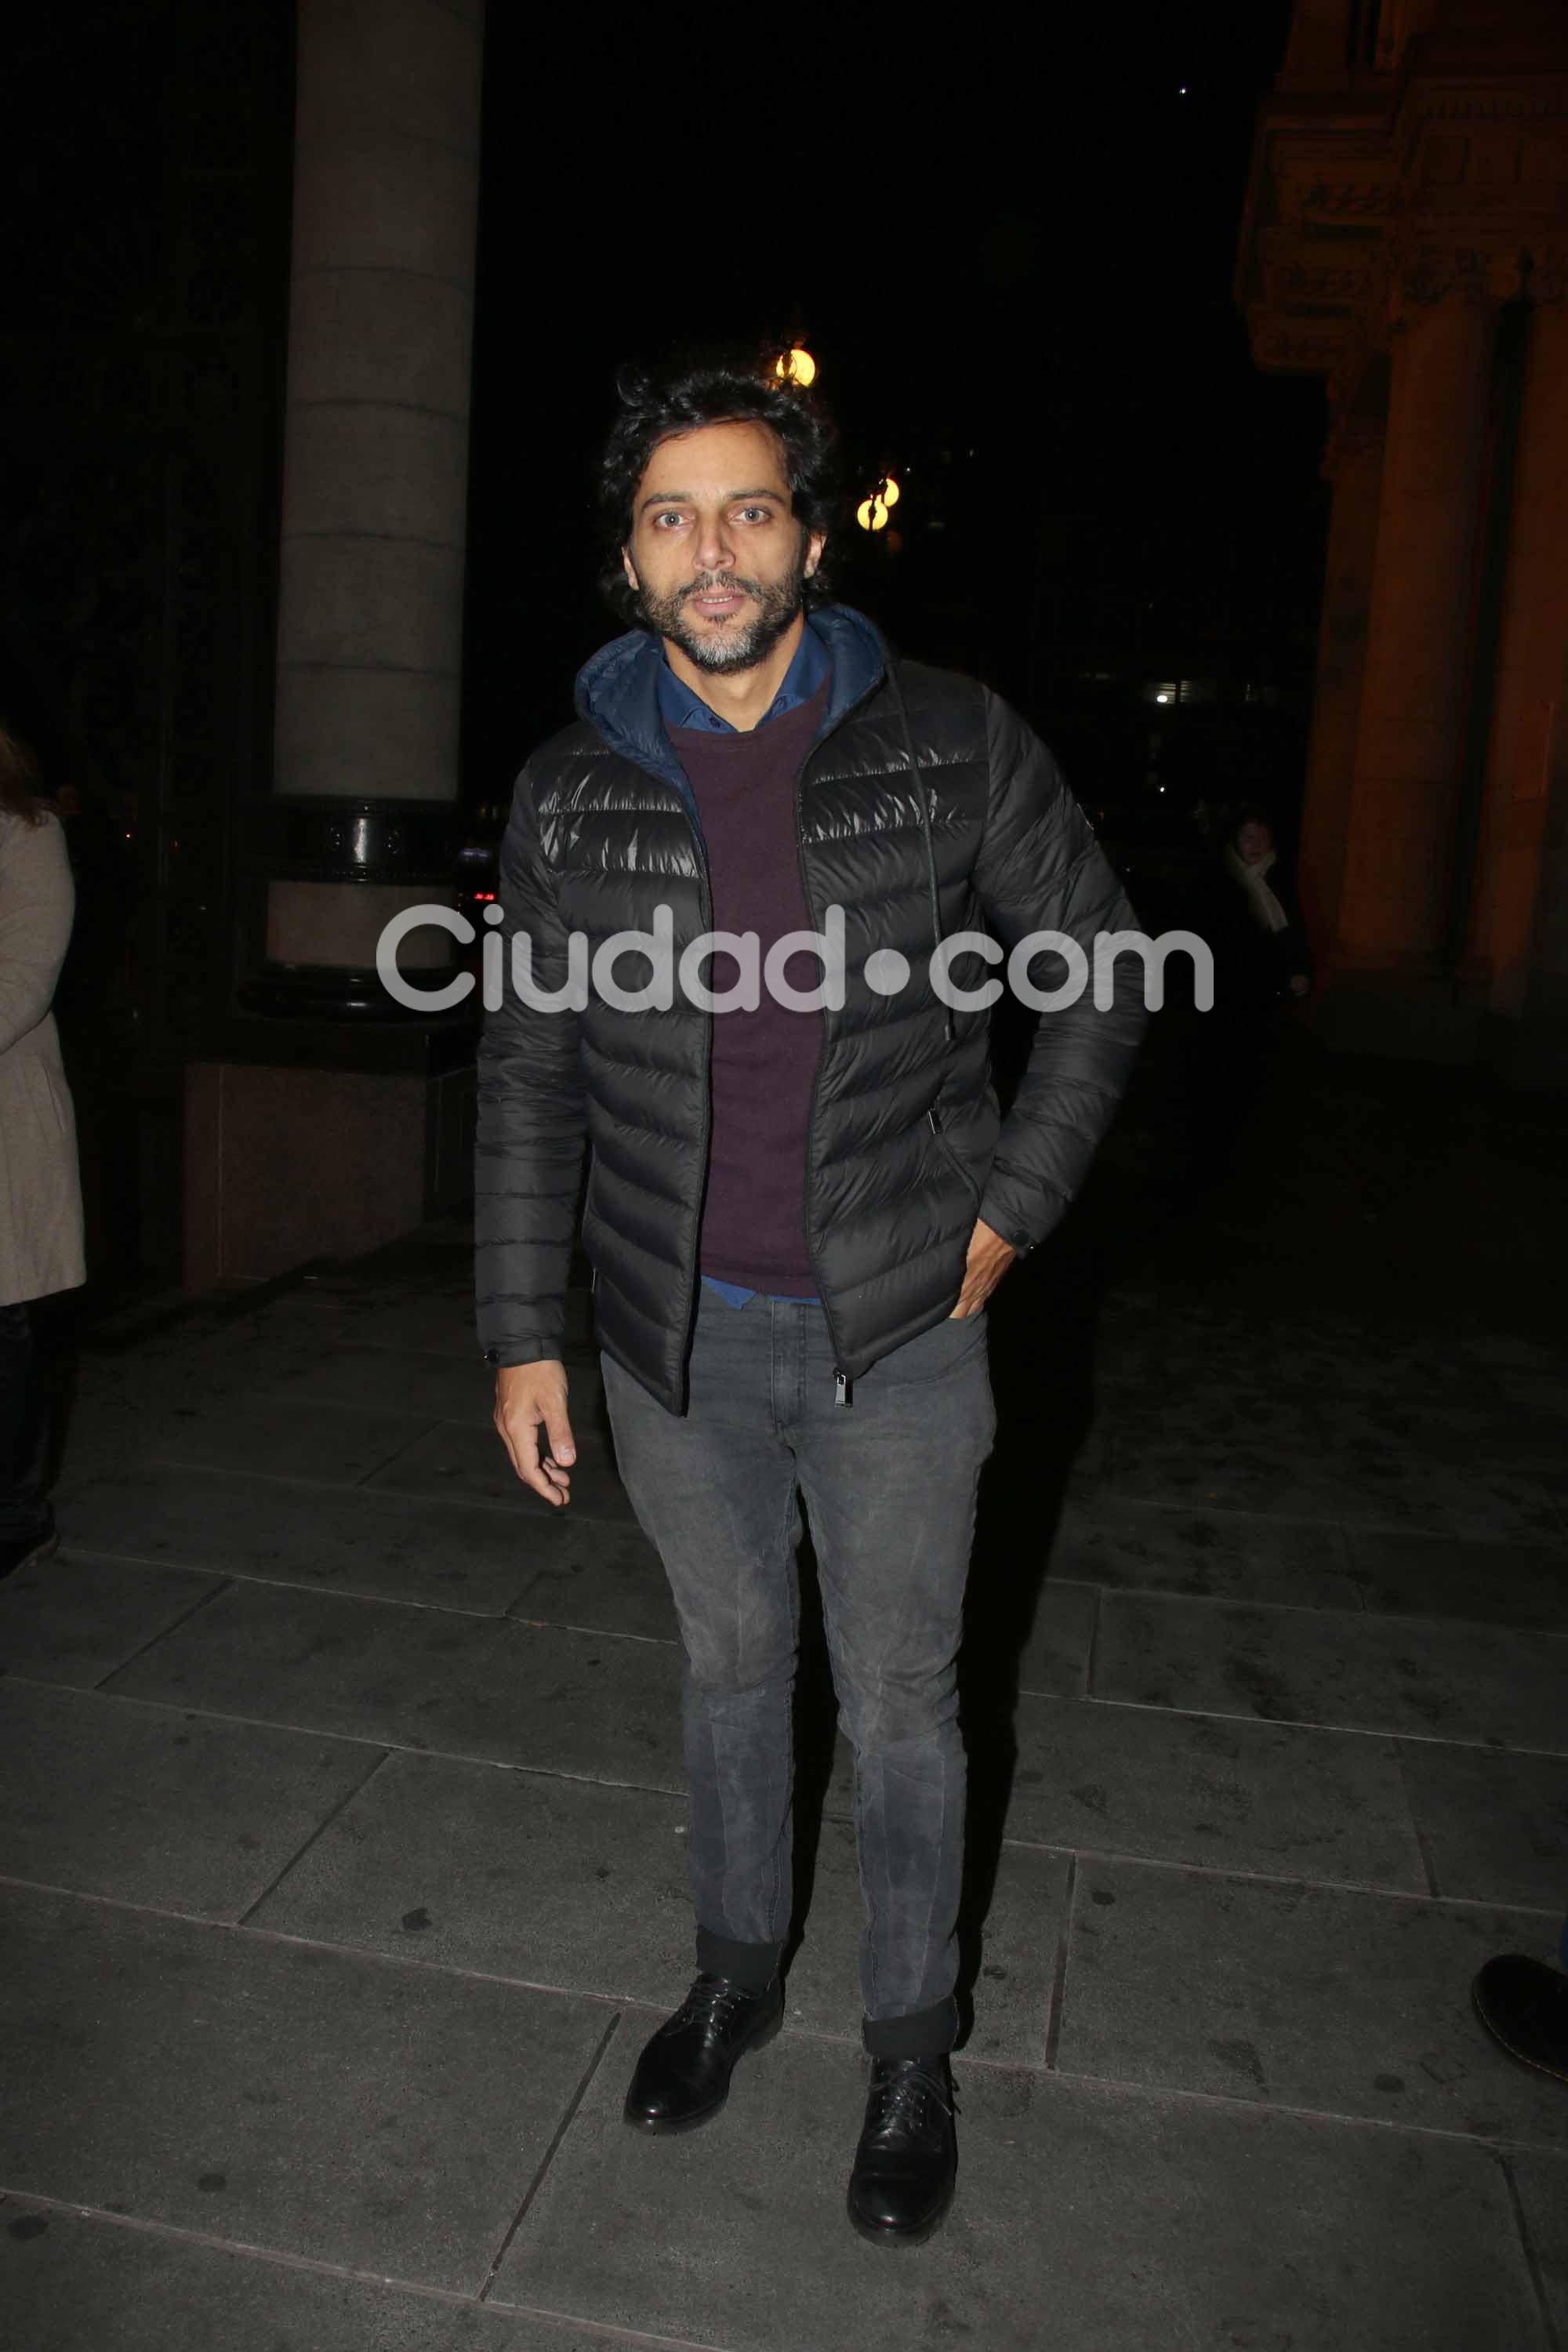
[1472, 1955, 1568, 2085]
[846, 2055, 957, 2245]
[623, 1973, 784, 2133]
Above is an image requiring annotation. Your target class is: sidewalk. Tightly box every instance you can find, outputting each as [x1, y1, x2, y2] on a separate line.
[1, 1041, 1565, 2350]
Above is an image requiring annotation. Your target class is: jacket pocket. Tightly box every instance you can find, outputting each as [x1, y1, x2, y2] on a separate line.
[873, 1307, 989, 1387]
[929, 1111, 982, 1207]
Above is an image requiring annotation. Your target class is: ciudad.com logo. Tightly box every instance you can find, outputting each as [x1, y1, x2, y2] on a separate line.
[376, 903, 1214, 1016]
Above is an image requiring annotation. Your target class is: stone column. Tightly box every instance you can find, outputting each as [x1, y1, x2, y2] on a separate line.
[259, 0, 484, 999]
[186, 0, 485, 1287]
[1334, 284, 1495, 978]
[1296, 412, 1385, 958]
[1466, 299, 1568, 1026]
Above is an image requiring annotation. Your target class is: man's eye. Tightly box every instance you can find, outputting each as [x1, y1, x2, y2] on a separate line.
[737, 507, 769, 523]
[652, 512, 684, 528]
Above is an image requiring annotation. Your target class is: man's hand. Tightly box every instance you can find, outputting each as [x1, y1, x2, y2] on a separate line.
[494, 1360, 575, 1506]
[950, 1218, 1017, 1318]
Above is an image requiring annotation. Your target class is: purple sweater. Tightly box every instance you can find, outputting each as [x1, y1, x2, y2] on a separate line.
[668, 676, 832, 1294]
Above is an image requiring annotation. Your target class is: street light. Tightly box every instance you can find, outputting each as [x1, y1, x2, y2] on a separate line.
[856, 473, 902, 532]
[774, 346, 817, 388]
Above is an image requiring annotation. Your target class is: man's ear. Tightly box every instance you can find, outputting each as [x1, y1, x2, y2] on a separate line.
[804, 528, 826, 580]
[621, 546, 640, 593]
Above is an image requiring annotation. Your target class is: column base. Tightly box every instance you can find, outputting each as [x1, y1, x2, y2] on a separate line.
[183, 1047, 474, 1290]
[238, 962, 433, 1022]
[1312, 969, 1486, 1065]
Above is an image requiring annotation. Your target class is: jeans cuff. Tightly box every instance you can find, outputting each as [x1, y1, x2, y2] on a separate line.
[862, 1996, 959, 2060]
[695, 1927, 783, 1992]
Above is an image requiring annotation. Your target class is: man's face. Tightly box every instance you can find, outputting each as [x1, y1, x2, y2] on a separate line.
[1237, 821, 1273, 865]
[621, 419, 826, 674]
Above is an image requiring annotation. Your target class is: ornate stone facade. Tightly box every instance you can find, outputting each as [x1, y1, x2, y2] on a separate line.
[1237, 0, 1568, 1080]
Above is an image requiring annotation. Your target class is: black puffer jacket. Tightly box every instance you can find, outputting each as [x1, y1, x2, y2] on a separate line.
[476, 605, 1145, 1411]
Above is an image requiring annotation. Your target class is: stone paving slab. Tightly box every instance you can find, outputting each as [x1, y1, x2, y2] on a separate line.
[364, 1422, 637, 1524]
[244, 1287, 597, 1363]
[255, 1754, 691, 1994]
[103, 1581, 684, 1787]
[254, 1752, 1069, 2066]
[1511, 2152, 1568, 2343]
[251, 1343, 608, 1431]
[1398, 1739, 1568, 1910]
[1093, 1590, 1568, 1753]
[0, 1883, 612, 2297]
[228, 1291, 475, 1361]
[1058, 1855, 1568, 2150]
[1104, 1432, 1563, 1544]
[1095, 1393, 1331, 1460]
[0, 1551, 222, 1689]
[507, 1520, 677, 1644]
[252, 1343, 503, 1425]
[145, 1394, 440, 1487]
[1345, 1526, 1568, 1632]
[49, 1322, 336, 1494]
[1013, 1577, 1098, 1698]
[1326, 1399, 1568, 1474]
[787, 1820, 1070, 2065]
[1003, 1693, 1425, 1889]
[493, 2016, 1548, 2351]
[0, 2198, 664, 2352]
[1046, 1496, 1363, 1609]
[0, 1680, 377, 1918]
[62, 1465, 540, 1615]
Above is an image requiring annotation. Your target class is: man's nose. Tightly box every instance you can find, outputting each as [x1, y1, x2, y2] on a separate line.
[692, 511, 735, 574]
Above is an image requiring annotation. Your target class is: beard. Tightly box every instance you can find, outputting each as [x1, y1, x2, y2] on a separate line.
[637, 541, 811, 674]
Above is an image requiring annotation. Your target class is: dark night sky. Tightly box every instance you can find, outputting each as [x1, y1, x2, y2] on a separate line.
[463, 3, 1327, 790]
[2, 2, 1328, 824]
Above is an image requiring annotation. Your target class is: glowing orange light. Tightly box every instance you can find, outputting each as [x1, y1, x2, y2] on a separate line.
[773, 347, 817, 388]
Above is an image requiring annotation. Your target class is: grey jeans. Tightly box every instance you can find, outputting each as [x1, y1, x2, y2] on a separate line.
[601, 1284, 996, 2058]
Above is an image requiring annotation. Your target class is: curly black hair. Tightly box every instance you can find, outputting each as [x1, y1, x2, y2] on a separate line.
[596, 343, 842, 626]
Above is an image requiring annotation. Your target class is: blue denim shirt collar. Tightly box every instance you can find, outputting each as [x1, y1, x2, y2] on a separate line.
[575, 604, 886, 808]
[655, 616, 831, 735]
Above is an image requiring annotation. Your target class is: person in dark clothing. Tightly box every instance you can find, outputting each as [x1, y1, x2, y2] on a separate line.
[474, 355, 1146, 2245]
[1214, 808, 1312, 1014]
[1179, 805, 1312, 1187]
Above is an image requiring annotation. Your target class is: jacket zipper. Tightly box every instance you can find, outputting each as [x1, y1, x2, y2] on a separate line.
[686, 823, 716, 1406]
[792, 682, 885, 1406]
[619, 756, 714, 1410]
[928, 1104, 982, 1207]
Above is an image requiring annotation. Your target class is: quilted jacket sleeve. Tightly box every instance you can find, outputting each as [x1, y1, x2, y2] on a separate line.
[971, 692, 1147, 1254]
[474, 764, 586, 1366]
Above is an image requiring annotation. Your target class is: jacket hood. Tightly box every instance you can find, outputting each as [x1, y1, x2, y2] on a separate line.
[573, 604, 888, 790]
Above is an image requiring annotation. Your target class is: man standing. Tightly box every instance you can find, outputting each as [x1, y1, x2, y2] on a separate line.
[476, 355, 1144, 2244]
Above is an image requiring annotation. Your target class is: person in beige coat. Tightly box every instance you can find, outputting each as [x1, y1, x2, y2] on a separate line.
[0, 724, 85, 1577]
